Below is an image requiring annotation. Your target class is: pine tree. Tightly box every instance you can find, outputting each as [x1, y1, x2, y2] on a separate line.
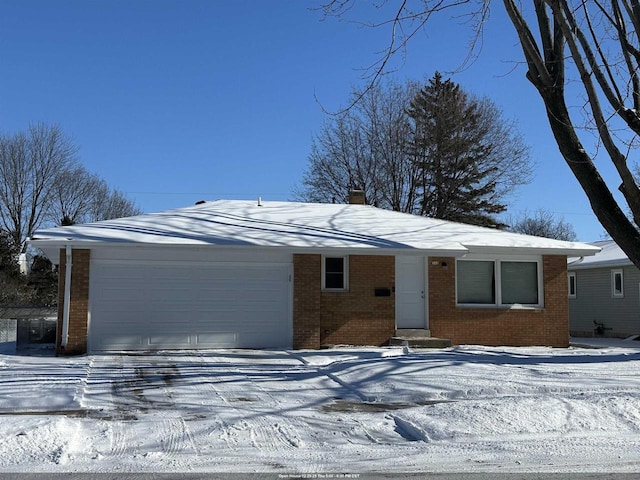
[0, 230, 25, 305]
[407, 73, 507, 227]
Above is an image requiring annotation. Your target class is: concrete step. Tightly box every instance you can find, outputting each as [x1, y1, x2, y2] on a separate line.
[395, 329, 431, 338]
[389, 336, 452, 348]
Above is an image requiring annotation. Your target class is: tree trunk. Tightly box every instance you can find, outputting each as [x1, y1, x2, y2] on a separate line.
[542, 88, 640, 267]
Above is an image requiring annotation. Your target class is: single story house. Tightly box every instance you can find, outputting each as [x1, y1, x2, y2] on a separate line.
[568, 240, 640, 338]
[30, 194, 599, 354]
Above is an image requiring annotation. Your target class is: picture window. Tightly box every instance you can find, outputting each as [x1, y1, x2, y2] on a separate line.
[456, 258, 541, 307]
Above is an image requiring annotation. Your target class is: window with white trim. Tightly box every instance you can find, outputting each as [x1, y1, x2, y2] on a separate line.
[456, 258, 542, 307]
[612, 269, 624, 298]
[568, 272, 576, 299]
[322, 256, 348, 291]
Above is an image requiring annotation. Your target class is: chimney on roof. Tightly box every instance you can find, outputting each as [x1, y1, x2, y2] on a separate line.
[348, 189, 366, 205]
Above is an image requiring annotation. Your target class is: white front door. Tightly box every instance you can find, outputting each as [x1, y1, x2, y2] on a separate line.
[395, 256, 427, 329]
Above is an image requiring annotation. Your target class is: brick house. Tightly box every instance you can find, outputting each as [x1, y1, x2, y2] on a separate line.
[30, 196, 599, 354]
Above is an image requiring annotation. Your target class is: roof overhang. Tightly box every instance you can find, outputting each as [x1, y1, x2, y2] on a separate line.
[29, 237, 471, 264]
[464, 244, 602, 258]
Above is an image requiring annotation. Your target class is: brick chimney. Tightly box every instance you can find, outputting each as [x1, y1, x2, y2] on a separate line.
[348, 189, 366, 205]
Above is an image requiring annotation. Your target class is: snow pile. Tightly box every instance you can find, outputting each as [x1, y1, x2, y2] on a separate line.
[0, 342, 639, 473]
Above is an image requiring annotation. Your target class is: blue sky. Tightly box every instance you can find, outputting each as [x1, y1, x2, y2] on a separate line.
[0, 0, 611, 241]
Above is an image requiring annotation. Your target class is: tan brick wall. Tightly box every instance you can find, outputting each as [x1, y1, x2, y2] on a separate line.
[57, 249, 90, 355]
[293, 254, 395, 349]
[428, 255, 569, 347]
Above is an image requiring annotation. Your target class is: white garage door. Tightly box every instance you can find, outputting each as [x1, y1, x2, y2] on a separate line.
[89, 260, 291, 351]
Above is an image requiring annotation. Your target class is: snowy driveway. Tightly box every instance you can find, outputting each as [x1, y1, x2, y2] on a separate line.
[1, 343, 640, 474]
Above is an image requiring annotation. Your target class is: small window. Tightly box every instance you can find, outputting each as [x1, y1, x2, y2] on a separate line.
[612, 269, 624, 298]
[568, 272, 576, 299]
[323, 256, 348, 290]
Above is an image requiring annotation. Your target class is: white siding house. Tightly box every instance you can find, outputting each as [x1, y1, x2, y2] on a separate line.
[568, 240, 640, 338]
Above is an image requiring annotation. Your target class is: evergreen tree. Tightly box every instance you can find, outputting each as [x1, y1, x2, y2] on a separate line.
[299, 75, 530, 223]
[27, 255, 57, 307]
[407, 73, 508, 227]
[0, 230, 26, 305]
[0, 230, 19, 280]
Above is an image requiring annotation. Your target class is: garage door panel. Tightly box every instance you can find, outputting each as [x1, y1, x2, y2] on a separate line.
[194, 333, 237, 346]
[148, 334, 192, 346]
[98, 334, 144, 347]
[89, 260, 291, 351]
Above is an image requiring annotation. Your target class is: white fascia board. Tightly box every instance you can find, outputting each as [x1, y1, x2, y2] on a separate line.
[461, 245, 601, 258]
[29, 238, 470, 259]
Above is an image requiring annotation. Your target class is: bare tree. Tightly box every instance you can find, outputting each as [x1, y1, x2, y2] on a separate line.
[87, 182, 142, 222]
[51, 166, 104, 226]
[50, 167, 141, 225]
[0, 123, 77, 251]
[507, 209, 577, 241]
[298, 75, 530, 225]
[0, 124, 142, 250]
[317, 1, 640, 268]
[298, 79, 420, 211]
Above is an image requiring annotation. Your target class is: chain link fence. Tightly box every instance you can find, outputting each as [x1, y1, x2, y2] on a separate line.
[0, 319, 17, 352]
[0, 308, 56, 352]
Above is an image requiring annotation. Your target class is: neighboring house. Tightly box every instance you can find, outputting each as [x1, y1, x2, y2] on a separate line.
[568, 240, 640, 338]
[29, 193, 599, 355]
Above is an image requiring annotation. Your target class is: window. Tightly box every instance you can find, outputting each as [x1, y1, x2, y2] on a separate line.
[501, 261, 539, 305]
[323, 256, 348, 290]
[456, 258, 542, 307]
[568, 272, 576, 299]
[457, 260, 495, 304]
[612, 269, 624, 298]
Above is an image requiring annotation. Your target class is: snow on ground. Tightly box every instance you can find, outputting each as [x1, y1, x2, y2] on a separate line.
[0, 340, 640, 474]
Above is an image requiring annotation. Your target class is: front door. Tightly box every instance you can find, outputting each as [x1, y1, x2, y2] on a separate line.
[395, 256, 427, 329]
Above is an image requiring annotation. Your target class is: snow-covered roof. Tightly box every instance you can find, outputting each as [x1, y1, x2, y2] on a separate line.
[30, 200, 600, 257]
[568, 240, 632, 269]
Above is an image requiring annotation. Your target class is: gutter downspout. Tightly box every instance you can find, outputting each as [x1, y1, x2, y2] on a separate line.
[567, 256, 584, 267]
[61, 246, 72, 348]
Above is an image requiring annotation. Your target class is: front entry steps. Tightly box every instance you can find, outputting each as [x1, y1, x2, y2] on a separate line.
[389, 329, 452, 348]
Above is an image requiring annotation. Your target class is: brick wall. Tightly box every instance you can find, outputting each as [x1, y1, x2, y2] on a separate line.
[429, 255, 569, 347]
[57, 249, 90, 355]
[293, 254, 395, 349]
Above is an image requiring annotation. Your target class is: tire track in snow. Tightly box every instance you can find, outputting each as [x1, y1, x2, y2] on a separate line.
[135, 358, 201, 469]
[158, 417, 182, 456]
[81, 355, 131, 461]
[89, 355, 200, 466]
[196, 353, 242, 450]
[108, 420, 130, 458]
[197, 352, 328, 470]
[248, 365, 329, 471]
[156, 416, 201, 457]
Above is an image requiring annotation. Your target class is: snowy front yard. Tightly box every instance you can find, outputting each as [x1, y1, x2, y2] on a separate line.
[1, 341, 640, 474]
